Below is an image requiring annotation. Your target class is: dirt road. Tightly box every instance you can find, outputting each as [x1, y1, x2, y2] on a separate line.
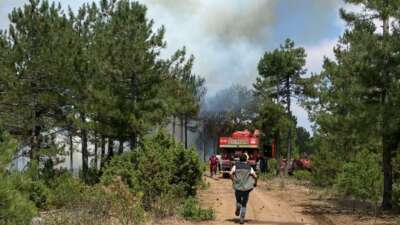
[197, 177, 315, 225]
[154, 176, 395, 225]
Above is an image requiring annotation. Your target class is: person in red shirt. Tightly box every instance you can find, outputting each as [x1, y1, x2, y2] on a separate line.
[209, 154, 218, 177]
[279, 158, 287, 176]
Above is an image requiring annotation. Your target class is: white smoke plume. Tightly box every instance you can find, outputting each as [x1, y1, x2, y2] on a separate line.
[146, 0, 276, 43]
[0, 0, 345, 132]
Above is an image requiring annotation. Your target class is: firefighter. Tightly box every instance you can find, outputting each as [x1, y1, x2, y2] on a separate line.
[230, 154, 257, 224]
[279, 158, 287, 176]
[209, 154, 218, 177]
[259, 153, 268, 173]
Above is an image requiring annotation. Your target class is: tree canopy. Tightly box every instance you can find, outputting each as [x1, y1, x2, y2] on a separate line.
[0, 0, 204, 181]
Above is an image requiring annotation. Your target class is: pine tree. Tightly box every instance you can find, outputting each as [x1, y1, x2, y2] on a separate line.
[254, 39, 306, 173]
[302, 0, 400, 209]
[0, 0, 206, 182]
[1, 0, 76, 160]
[167, 48, 205, 147]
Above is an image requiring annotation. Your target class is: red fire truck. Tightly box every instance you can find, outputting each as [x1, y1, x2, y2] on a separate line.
[219, 129, 275, 175]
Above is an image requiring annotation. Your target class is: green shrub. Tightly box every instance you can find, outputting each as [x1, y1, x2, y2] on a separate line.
[10, 166, 84, 210]
[258, 172, 274, 181]
[101, 132, 202, 213]
[6, 172, 45, 208]
[151, 132, 202, 197]
[258, 158, 278, 181]
[28, 180, 52, 209]
[152, 190, 181, 218]
[41, 159, 56, 184]
[80, 185, 114, 219]
[293, 170, 312, 181]
[0, 132, 17, 175]
[393, 182, 400, 208]
[7, 165, 54, 210]
[100, 149, 140, 188]
[268, 159, 278, 176]
[334, 149, 382, 205]
[392, 152, 400, 208]
[168, 144, 202, 197]
[45, 181, 145, 225]
[136, 145, 172, 210]
[179, 197, 214, 221]
[0, 133, 38, 225]
[311, 148, 342, 187]
[85, 166, 101, 185]
[103, 180, 146, 225]
[0, 177, 38, 225]
[49, 173, 86, 209]
[267, 158, 278, 175]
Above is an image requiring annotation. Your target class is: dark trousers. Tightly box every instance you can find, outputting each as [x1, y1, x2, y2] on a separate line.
[235, 190, 251, 209]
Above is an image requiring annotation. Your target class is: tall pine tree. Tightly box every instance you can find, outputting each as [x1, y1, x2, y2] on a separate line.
[254, 39, 306, 173]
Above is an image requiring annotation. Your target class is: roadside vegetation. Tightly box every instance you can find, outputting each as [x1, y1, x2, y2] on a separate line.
[0, 0, 207, 224]
[0, 132, 206, 225]
[251, 0, 400, 218]
[179, 197, 215, 222]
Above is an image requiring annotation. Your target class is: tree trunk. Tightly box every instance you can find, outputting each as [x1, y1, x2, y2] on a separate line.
[180, 117, 184, 143]
[382, 136, 393, 210]
[184, 116, 188, 148]
[130, 69, 138, 150]
[94, 133, 98, 170]
[100, 135, 106, 169]
[172, 116, 176, 139]
[381, 13, 393, 210]
[118, 138, 124, 154]
[69, 133, 74, 174]
[81, 114, 88, 182]
[285, 75, 292, 176]
[30, 111, 42, 160]
[286, 126, 292, 175]
[276, 82, 280, 103]
[130, 133, 137, 149]
[107, 138, 114, 161]
[275, 130, 280, 174]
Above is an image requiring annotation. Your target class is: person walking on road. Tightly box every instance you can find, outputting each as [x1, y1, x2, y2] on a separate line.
[209, 154, 218, 177]
[259, 153, 268, 173]
[230, 154, 257, 224]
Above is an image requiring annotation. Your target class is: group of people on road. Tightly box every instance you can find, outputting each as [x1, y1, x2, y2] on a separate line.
[209, 152, 268, 177]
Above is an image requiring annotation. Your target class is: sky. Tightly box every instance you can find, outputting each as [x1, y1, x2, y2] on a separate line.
[0, 0, 351, 132]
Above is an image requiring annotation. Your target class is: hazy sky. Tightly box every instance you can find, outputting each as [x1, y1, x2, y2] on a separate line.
[0, 0, 351, 132]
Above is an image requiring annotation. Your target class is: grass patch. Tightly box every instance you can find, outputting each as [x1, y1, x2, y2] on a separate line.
[179, 197, 214, 221]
